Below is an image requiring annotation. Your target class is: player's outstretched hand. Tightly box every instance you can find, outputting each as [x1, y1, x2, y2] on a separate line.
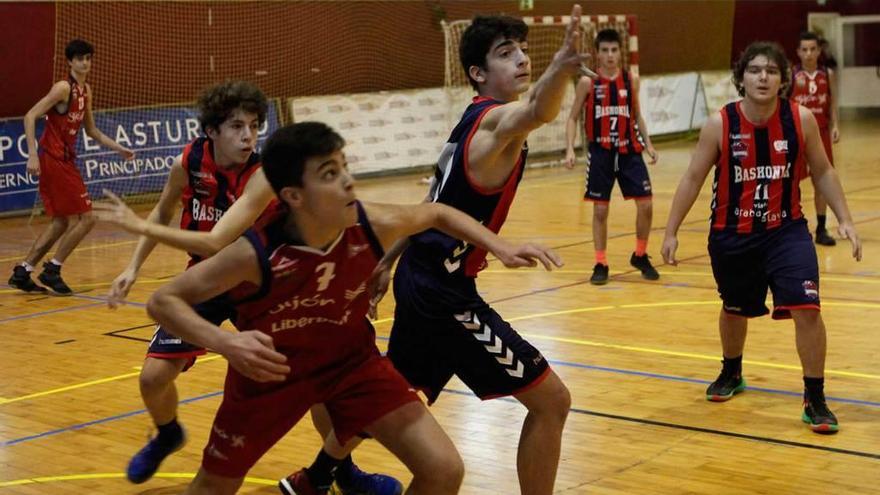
[555, 5, 594, 78]
[93, 189, 146, 233]
[838, 221, 862, 261]
[108, 267, 137, 309]
[660, 235, 678, 265]
[497, 242, 563, 271]
[223, 330, 290, 382]
[366, 263, 392, 320]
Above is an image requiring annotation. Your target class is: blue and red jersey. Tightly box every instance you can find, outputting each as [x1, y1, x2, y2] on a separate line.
[585, 70, 644, 154]
[710, 99, 807, 235]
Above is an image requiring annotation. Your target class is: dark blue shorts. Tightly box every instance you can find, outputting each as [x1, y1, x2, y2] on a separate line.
[146, 294, 236, 369]
[388, 274, 550, 404]
[709, 220, 820, 319]
[584, 142, 652, 202]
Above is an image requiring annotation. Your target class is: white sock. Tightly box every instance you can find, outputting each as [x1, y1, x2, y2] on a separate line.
[49, 259, 62, 267]
[20, 262, 34, 272]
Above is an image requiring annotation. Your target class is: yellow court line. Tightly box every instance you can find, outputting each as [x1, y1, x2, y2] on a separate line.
[0, 240, 139, 264]
[0, 355, 223, 405]
[373, 300, 880, 380]
[0, 472, 274, 488]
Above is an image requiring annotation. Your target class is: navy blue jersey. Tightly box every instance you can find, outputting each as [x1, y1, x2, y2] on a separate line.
[405, 96, 528, 279]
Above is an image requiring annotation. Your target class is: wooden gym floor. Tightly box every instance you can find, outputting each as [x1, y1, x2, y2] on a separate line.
[1, 115, 878, 494]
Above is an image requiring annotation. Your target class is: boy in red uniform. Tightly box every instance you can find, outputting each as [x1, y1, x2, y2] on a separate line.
[564, 28, 659, 285]
[790, 31, 840, 246]
[8, 39, 134, 294]
[147, 122, 562, 494]
[662, 42, 861, 433]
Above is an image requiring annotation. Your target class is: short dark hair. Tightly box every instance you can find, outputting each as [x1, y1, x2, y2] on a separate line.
[594, 29, 621, 49]
[65, 39, 94, 61]
[732, 41, 790, 97]
[799, 31, 820, 43]
[197, 80, 268, 133]
[460, 15, 528, 90]
[262, 122, 346, 194]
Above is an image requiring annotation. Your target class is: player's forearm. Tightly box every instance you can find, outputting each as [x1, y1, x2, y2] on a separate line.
[431, 204, 509, 255]
[527, 60, 573, 124]
[147, 291, 228, 350]
[87, 128, 127, 153]
[664, 177, 702, 236]
[23, 114, 39, 155]
[812, 167, 853, 224]
[127, 205, 177, 271]
[140, 222, 224, 257]
[565, 117, 578, 151]
[637, 115, 653, 148]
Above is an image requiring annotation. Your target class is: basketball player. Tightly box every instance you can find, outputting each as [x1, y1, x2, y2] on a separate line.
[790, 31, 840, 246]
[661, 42, 861, 433]
[147, 121, 562, 495]
[564, 28, 659, 285]
[357, 6, 587, 495]
[109, 80, 267, 484]
[8, 39, 134, 295]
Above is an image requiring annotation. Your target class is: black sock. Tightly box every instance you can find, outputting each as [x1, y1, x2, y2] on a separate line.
[306, 449, 343, 490]
[722, 355, 742, 377]
[817, 214, 827, 232]
[804, 376, 825, 400]
[156, 418, 182, 443]
[334, 455, 357, 487]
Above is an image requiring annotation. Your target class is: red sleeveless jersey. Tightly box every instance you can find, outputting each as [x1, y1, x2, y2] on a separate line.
[230, 202, 385, 376]
[790, 65, 831, 129]
[179, 137, 263, 267]
[585, 70, 644, 154]
[710, 99, 807, 234]
[39, 75, 87, 162]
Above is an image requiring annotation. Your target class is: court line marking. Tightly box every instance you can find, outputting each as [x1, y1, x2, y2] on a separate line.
[0, 472, 274, 488]
[1, 297, 877, 406]
[0, 356, 223, 406]
[0, 240, 139, 263]
[0, 302, 105, 324]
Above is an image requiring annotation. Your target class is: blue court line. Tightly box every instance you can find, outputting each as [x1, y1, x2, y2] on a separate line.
[0, 392, 222, 447]
[2, 357, 877, 449]
[72, 293, 147, 308]
[0, 301, 106, 324]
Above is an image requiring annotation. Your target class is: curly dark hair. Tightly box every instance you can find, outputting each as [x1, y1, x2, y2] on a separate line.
[732, 41, 790, 97]
[460, 15, 528, 90]
[197, 80, 268, 133]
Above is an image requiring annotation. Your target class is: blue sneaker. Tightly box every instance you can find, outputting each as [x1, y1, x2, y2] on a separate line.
[332, 464, 403, 495]
[126, 427, 186, 484]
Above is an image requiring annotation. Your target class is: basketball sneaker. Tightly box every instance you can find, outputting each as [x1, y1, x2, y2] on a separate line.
[802, 393, 839, 434]
[706, 369, 746, 402]
[37, 262, 72, 295]
[630, 253, 660, 280]
[8, 265, 47, 293]
[815, 228, 836, 246]
[279, 469, 328, 495]
[126, 426, 186, 483]
[332, 463, 404, 495]
[590, 263, 609, 285]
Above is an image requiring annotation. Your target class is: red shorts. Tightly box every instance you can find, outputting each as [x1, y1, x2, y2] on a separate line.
[38, 152, 91, 217]
[201, 354, 420, 478]
[819, 126, 833, 165]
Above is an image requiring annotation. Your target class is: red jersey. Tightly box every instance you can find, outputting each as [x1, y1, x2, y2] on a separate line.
[179, 137, 262, 267]
[790, 65, 831, 129]
[39, 75, 87, 162]
[231, 201, 385, 377]
[585, 69, 644, 154]
[710, 99, 808, 234]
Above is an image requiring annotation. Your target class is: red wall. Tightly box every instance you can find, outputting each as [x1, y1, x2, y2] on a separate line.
[731, 0, 880, 66]
[0, 2, 55, 118]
